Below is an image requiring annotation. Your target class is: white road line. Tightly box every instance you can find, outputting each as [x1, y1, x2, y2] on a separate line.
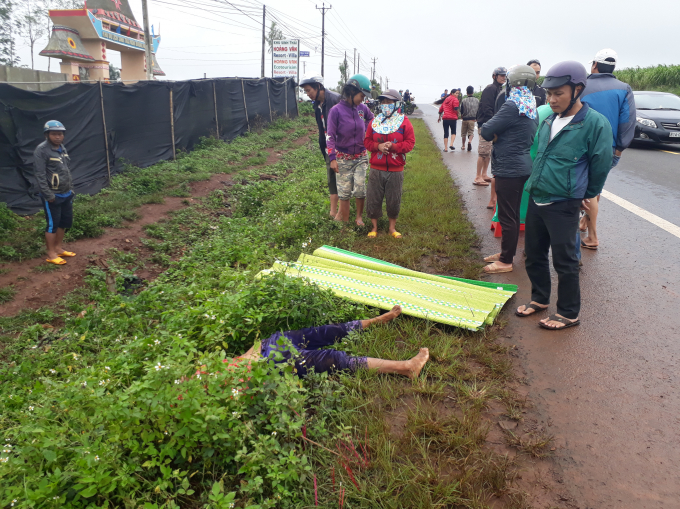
[601, 189, 680, 239]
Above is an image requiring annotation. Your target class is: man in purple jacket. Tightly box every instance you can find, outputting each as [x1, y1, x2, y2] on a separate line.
[326, 74, 374, 225]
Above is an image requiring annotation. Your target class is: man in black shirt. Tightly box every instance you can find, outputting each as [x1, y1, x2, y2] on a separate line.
[300, 76, 342, 218]
[527, 59, 546, 107]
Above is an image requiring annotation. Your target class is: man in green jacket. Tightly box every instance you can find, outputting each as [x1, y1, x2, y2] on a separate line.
[516, 62, 613, 330]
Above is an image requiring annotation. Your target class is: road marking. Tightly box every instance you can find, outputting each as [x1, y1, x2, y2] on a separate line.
[660, 150, 679, 155]
[601, 189, 680, 239]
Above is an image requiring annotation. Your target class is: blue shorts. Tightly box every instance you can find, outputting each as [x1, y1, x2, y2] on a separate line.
[261, 320, 368, 377]
[42, 192, 74, 233]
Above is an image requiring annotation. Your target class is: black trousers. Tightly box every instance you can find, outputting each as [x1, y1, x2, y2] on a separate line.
[524, 198, 581, 319]
[495, 176, 528, 264]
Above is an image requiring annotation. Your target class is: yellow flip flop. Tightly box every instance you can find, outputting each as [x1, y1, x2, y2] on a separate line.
[367, 232, 377, 238]
[58, 251, 76, 257]
[390, 231, 402, 239]
[46, 257, 67, 265]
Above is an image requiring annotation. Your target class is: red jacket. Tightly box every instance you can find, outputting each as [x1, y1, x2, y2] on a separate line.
[364, 117, 416, 172]
[438, 95, 459, 120]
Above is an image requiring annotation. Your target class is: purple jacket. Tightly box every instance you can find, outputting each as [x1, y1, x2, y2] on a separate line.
[326, 100, 374, 162]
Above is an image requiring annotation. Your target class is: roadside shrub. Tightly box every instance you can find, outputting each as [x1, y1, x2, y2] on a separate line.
[0, 202, 19, 234]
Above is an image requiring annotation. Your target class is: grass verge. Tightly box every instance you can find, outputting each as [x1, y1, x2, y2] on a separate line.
[0, 117, 543, 508]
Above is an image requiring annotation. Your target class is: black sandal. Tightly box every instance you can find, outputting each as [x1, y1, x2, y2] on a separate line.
[539, 314, 580, 330]
[515, 302, 548, 317]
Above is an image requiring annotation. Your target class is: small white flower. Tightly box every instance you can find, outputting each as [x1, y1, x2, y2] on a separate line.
[164, 431, 168, 435]
[160, 291, 164, 294]
[178, 334, 182, 338]
[81, 382, 87, 387]
[0, 457, 9, 463]
[49, 369, 56, 374]
[196, 374, 201, 380]
[31, 345, 38, 349]
[11, 499, 17, 506]
[28, 406, 34, 411]
[99, 380, 105, 386]
[154, 363, 163, 371]
[53, 496, 59, 500]
[271, 431, 277, 436]
[211, 315, 216, 320]
[73, 354, 78, 360]
[84, 450, 89, 454]
[154, 340, 161, 345]
[175, 379, 180, 384]
[94, 455, 100, 461]
[219, 319, 224, 324]
[28, 390, 32, 394]
[134, 336, 138, 340]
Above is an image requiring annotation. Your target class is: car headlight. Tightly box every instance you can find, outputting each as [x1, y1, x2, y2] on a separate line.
[636, 117, 657, 128]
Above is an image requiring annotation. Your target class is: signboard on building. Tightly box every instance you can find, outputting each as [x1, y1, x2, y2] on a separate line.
[272, 39, 299, 81]
[299, 51, 310, 57]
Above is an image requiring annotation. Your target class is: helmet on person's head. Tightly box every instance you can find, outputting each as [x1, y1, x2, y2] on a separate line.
[492, 66, 508, 77]
[543, 61, 588, 117]
[378, 88, 402, 102]
[44, 120, 66, 133]
[507, 64, 537, 89]
[299, 75, 324, 88]
[345, 74, 372, 96]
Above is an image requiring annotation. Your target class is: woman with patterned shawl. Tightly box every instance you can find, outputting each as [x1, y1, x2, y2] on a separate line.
[363, 89, 416, 239]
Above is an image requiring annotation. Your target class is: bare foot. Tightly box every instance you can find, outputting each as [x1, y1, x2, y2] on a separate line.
[377, 305, 402, 324]
[406, 348, 430, 379]
[487, 201, 496, 209]
[582, 236, 599, 248]
[516, 301, 548, 316]
[483, 253, 501, 263]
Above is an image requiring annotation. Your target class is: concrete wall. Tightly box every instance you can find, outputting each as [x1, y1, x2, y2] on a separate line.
[0, 65, 70, 92]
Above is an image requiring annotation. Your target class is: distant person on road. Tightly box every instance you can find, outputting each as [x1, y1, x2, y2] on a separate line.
[441, 89, 448, 99]
[481, 65, 538, 274]
[460, 86, 480, 153]
[476, 67, 508, 201]
[326, 73, 375, 226]
[436, 89, 460, 152]
[527, 59, 547, 107]
[34, 120, 77, 266]
[364, 89, 416, 239]
[300, 75, 342, 219]
[578, 48, 636, 250]
[517, 61, 613, 330]
[371, 85, 380, 100]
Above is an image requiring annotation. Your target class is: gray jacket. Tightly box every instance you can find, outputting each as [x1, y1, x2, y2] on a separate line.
[480, 101, 538, 178]
[33, 140, 73, 201]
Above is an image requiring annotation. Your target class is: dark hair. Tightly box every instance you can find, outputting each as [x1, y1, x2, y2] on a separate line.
[466, 86, 474, 95]
[341, 83, 361, 101]
[527, 59, 541, 67]
[596, 59, 616, 74]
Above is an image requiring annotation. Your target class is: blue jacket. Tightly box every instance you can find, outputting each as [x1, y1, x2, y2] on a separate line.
[580, 73, 636, 152]
[526, 103, 613, 203]
[481, 100, 538, 178]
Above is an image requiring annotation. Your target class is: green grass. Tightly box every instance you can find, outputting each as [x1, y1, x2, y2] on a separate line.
[0, 115, 314, 263]
[0, 117, 540, 508]
[0, 286, 16, 304]
[614, 64, 680, 95]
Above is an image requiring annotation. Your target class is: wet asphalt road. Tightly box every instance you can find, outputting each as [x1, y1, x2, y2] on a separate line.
[418, 105, 680, 508]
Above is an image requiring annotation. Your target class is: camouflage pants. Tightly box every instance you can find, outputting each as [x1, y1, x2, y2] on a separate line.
[336, 157, 367, 200]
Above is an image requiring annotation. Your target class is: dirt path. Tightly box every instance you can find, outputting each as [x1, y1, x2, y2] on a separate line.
[0, 134, 313, 318]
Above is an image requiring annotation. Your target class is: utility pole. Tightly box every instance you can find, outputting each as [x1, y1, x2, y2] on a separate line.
[357, 53, 360, 73]
[371, 58, 377, 81]
[386, 77, 389, 89]
[141, 0, 153, 80]
[303, 61, 306, 75]
[353, 48, 356, 74]
[261, 5, 266, 78]
[316, 3, 332, 77]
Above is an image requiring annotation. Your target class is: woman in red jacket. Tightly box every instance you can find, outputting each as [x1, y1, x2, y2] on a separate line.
[436, 89, 459, 152]
[364, 89, 416, 238]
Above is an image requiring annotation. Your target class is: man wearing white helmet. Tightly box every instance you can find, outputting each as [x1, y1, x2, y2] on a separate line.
[578, 48, 636, 250]
[300, 76, 342, 218]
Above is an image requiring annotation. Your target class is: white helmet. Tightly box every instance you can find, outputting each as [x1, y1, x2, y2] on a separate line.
[299, 75, 324, 87]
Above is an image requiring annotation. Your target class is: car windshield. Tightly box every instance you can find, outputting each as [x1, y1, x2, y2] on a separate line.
[634, 93, 680, 110]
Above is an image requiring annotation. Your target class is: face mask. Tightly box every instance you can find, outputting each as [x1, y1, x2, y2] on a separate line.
[380, 103, 396, 116]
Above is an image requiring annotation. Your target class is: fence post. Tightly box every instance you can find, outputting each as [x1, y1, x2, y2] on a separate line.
[241, 79, 250, 132]
[99, 80, 111, 182]
[295, 79, 299, 117]
[213, 81, 219, 138]
[266, 79, 273, 122]
[169, 87, 176, 160]
[285, 78, 288, 117]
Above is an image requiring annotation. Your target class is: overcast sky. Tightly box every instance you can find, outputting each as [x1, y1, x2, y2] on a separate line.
[16, 0, 680, 102]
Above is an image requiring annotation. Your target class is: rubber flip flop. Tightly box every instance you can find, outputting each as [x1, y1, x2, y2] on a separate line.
[58, 251, 76, 257]
[486, 205, 495, 210]
[515, 302, 548, 317]
[449, 146, 456, 150]
[46, 257, 67, 265]
[483, 177, 493, 182]
[539, 314, 580, 330]
[473, 181, 489, 186]
[367, 232, 377, 238]
[483, 262, 512, 274]
[483, 253, 501, 263]
[580, 240, 598, 250]
[390, 231, 402, 239]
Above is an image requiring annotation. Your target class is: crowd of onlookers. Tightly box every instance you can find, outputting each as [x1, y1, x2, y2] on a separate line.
[434, 50, 635, 330]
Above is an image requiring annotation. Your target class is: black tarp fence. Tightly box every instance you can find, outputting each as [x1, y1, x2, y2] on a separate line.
[0, 77, 298, 215]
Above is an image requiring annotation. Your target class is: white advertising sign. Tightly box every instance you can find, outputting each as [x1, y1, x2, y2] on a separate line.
[272, 39, 299, 80]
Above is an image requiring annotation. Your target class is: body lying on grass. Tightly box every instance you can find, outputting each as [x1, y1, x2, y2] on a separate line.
[234, 305, 429, 379]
